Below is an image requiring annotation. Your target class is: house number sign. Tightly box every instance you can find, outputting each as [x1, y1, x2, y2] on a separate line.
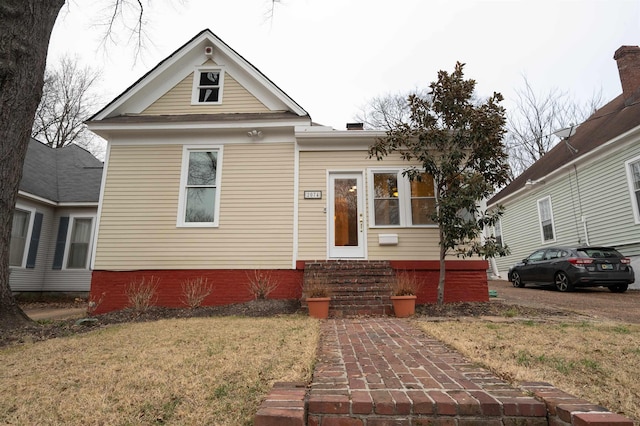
[304, 191, 322, 199]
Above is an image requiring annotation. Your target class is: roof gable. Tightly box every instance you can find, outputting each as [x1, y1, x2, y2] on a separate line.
[90, 29, 308, 120]
[489, 93, 640, 206]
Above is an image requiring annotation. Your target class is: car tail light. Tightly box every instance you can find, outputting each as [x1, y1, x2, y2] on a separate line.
[621, 258, 631, 264]
[567, 257, 593, 265]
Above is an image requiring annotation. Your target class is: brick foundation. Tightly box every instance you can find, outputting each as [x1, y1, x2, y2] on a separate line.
[90, 269, 304, 314]
[90, 260, 489, 314]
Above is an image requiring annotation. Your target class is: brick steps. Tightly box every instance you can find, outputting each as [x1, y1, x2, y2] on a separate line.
[301, 260, 394, 317]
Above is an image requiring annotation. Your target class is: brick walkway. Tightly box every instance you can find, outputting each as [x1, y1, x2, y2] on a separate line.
[307, 317, 547, 424]
[256, 317, 634, 425]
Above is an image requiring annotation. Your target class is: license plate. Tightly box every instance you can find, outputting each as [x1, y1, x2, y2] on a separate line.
[601, 264, 614, 270]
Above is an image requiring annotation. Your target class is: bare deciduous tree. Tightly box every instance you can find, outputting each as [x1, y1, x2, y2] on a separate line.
[0, 0, 171, 330]
[505, 76, 603, 179]
[354, 89, 430, 130]
[32, 55, 102, 150]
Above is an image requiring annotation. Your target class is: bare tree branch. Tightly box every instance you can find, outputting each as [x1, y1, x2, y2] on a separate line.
[504, 75, 603, 179]
[31, 55, 102, 151]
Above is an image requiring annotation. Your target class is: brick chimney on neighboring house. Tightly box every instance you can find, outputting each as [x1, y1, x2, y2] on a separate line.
[614, 45, 640, 106]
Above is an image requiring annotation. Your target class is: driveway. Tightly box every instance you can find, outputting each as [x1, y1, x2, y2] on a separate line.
[489, 279, 640, 323]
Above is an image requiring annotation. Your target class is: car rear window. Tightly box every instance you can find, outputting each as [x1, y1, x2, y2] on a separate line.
[577, 248, 622, 259]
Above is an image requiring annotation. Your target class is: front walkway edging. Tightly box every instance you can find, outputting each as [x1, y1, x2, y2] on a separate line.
[254, 319, 635, 426]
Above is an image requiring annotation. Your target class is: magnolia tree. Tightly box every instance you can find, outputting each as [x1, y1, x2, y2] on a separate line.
[368, 62, 511, 305]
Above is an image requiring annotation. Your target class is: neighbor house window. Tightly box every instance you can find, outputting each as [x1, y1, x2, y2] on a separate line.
[66, 218, 93, 269]
[537, 196, 555, 242]
[191, 67, 224, 104]
[492, 218, 503, 247]
[9, 209, 31, 267]
[369, 169, 436, 227]
[626, 157, 640, 223]
[178, 146, 223, 227]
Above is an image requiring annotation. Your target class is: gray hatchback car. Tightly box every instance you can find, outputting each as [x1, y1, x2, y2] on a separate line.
[508, 246, 635, 292]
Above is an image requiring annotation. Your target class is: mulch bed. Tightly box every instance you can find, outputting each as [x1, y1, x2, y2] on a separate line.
[1, 299, 571, 348]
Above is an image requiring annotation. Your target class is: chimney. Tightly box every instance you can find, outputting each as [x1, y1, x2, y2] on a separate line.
[346, 122, 364, 130]
[614, 45, 640, 105]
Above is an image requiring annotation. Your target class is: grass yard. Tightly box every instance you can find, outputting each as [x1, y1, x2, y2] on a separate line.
[418, 319, 640, 421]
[0, 316, 319, 425]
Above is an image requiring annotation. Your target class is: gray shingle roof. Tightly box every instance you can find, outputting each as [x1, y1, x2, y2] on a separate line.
[20, 139, 103, 203]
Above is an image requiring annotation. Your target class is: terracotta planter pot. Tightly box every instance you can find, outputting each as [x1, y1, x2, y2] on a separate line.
[306, 297, 331, 319]
[391, 295, 417, 318]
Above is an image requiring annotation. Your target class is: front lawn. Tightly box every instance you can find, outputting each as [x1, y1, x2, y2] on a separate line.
[0, 316, 318, 425]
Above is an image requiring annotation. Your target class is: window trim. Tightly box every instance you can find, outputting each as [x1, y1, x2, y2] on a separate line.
[491, 217, 504, 248]
[177, 145, 223, 228]
[191, 66, 225, 105]
[62, 215, 95, 270]
[537, 196, 556, 243]
[625, 155, 640, 224]
[9, 206, 35, 268]
[367, 168, 437, 228]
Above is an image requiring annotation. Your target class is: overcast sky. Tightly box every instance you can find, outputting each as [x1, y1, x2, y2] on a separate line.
[48, 0, 639, 130]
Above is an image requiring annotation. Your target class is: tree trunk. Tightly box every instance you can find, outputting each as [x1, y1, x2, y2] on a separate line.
[437, 228, 446, 305]
[0, 0, 64, 330]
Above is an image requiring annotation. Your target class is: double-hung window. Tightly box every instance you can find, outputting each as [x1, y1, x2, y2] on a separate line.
[537, 196, 555, 242]
[491, 218, 503, 247]
[9, 209, 31, 267]
[178, 146, 222, 227]
[370, 169, 436, 227]
[66, 218, 93, 269]
[626, 156, 640, 223]
[191, 67, 224, 104]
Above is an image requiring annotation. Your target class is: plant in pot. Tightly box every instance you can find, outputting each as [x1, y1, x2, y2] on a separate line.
[304, 274, 331, 319]
[390, 272, 421, 318]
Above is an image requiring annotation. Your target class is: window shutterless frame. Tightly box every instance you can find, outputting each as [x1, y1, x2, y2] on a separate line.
[177, 145, 223, 227]
[625, 156, 640, 224]
[537, 196, 556, 243]
[367, 168, 437, 228]
[191, 66, 225, 105]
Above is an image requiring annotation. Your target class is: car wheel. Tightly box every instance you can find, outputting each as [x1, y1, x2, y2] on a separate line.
[555, 272, 573, 292]
[511, 272, 525, 288]
[609, 284, 629, 293]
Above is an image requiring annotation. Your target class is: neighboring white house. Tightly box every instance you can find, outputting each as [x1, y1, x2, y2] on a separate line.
[9, 139, 103, 293]
[487, 45, 640, 289]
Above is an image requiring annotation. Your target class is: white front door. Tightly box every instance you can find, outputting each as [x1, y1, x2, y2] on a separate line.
[328, 172, 365, 258]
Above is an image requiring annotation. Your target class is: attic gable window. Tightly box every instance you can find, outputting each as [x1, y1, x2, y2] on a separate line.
[192, 67, 224, 105]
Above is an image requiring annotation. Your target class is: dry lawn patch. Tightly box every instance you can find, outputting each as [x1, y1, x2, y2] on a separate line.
[418, 319, 640, 421]
[1, 316, 318, 425]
